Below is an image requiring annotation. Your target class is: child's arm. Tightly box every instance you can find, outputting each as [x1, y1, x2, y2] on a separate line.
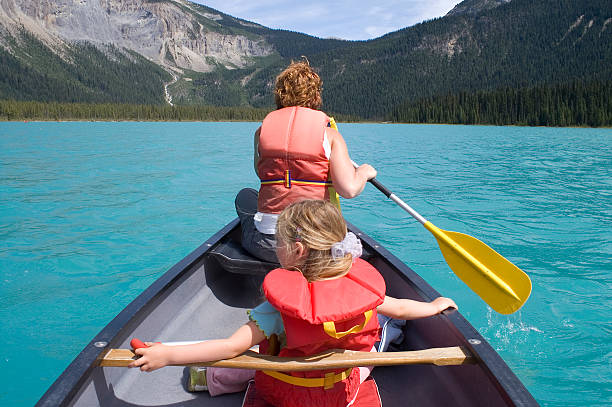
[129, 320, 266, 372]
[377, 296, 457, 320]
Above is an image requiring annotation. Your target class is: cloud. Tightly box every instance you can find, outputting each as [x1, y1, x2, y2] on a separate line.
[195, 0, 463, 40]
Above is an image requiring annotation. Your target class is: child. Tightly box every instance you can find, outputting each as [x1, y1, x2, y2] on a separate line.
[235, 59, 377, 263]
[131, 200, 456, 407]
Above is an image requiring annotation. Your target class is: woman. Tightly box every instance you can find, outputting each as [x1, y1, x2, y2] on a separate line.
[235, 59, 377, 263]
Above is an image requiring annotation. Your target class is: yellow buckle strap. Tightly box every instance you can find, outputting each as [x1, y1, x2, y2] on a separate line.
[284, 170, 291, 188]
[262, 368, 353, 390]
[323, 310, 373, 339]
[328, 116, 341, 212]
[328, 185, 341, 212]
[329, 116, 338, 131]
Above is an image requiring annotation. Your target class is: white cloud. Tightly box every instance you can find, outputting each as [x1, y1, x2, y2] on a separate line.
[194, 0, 463, 40]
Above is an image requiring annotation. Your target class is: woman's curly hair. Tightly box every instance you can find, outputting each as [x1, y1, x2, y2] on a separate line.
[274, 59, 322, 110]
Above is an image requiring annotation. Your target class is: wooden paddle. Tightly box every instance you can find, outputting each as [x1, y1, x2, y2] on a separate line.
[100, 346, 474, 370]
[353, 162, 531, 314]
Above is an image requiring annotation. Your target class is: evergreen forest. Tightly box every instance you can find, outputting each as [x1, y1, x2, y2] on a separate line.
[389, 79, 612, 127]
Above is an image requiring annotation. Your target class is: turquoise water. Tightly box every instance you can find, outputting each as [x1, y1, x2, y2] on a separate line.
[0, 122, 610, 406]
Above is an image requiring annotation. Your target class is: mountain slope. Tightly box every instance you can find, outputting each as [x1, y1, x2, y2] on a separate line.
[165, 0, 612, 118]
[0, 0, 276, 71]
[0, 0, 352, 106]
[0, 29, 171, 104]
[315, 0, 612, 118]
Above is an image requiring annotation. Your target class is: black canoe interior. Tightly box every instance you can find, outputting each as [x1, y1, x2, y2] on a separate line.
[60, 220, 531, 407]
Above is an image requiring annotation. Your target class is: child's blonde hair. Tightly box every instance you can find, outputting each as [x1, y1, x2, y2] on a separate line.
[276, 200, 353, 281]
[274, 59, 322, 110]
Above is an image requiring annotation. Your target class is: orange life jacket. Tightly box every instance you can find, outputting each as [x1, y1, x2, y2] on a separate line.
[254, 258, 386, 407]
[257, 106, 333, 214]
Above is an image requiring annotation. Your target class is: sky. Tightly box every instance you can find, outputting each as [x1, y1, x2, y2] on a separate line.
[193, 0, 464, 41]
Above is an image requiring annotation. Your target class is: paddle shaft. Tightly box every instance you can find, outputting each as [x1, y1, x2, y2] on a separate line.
[352, 160, 427, 224]
[368, 177, 427, 225]
[100, 346, 473, 370]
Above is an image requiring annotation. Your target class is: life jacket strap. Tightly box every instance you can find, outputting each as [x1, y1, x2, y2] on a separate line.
[323, 310, 373, 339]
[261, 367, 353, 390]
[260, 176, 333, 188]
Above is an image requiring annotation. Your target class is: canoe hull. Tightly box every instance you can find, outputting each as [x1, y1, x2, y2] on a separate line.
[36, 219, 538, 406]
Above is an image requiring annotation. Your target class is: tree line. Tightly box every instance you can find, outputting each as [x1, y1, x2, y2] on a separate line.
[2, 77, 610, 127]
[0, 101, 270, 122]
[0, 100, 360, 122]
[388, 79, 612, 127]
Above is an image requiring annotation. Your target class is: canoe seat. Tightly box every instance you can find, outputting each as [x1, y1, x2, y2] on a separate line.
[206, 226, 375, 276]
[207, 238, 280, 276]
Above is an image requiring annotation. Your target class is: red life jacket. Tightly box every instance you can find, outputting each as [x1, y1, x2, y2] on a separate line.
[257, 106, 332, 214]
[254, 258, 386, 407]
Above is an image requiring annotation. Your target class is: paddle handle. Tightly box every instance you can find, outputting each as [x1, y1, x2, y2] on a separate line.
[130, 338, 162, 349]
[352, 160, 427, 225]
[368, 177, 392, 198]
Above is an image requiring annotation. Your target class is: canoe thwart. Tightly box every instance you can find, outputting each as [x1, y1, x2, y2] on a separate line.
[99, 346, 475, 370]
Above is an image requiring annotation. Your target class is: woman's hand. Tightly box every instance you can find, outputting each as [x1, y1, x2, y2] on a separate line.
[431, 297, 458, 313]
[129, 342, 173, 372]
[355, 164, 377, 181]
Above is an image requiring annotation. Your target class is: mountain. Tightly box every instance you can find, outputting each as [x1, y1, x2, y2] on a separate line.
[314, 0, 612, 118]
[0, 0, 349, 105]
[0, 0, 275, 73]
[0, 0, 610, 121]
[447, 0, 512, 16]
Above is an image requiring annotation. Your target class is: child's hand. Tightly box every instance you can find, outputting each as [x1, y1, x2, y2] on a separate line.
[432, 297, 457, 313]
[129, 342, 172, 372]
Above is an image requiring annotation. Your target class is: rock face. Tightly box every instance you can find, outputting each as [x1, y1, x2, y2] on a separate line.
[446, 0, 512, 16]
[0, 0, 273, 72]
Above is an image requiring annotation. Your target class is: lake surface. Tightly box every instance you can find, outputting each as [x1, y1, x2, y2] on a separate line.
[0, 122, 610, 406]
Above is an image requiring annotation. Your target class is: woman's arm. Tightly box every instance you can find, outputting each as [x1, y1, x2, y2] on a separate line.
[377, 296, 457, 320]
[328, 128, 377, 198]
[129, 321, 266, 372]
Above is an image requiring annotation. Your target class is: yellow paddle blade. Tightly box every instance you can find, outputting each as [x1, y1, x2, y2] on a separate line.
[423, 222, 531, 314]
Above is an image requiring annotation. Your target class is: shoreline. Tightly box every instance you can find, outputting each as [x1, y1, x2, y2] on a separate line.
[2, 119, 609, 129]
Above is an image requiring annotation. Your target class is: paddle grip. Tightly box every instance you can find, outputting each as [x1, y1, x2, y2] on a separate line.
[130, 338, 161, 350]
[130, 338, 148, 349]
[368, 178, 393, 198]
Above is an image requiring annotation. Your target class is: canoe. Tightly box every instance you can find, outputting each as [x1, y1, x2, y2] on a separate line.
[36, 218, 538, 406]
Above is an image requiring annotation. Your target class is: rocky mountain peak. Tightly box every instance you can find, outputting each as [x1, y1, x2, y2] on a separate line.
[0, 0, 273, 72]
[446, 0, 512, 17]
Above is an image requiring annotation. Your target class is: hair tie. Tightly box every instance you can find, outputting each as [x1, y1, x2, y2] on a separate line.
[331, 232, 362, 262]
